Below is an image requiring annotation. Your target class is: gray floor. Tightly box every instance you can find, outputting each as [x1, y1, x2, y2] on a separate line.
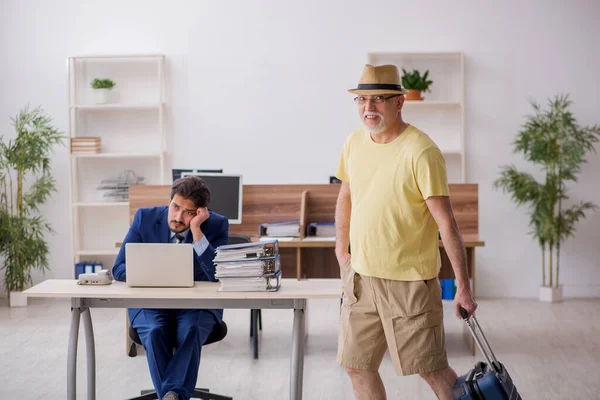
[0, 296, 598, 400]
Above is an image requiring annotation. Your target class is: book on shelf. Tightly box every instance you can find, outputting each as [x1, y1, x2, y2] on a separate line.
[71, 147, 101, 153]
[71, 137, 101, 144]
[71, 137, 102, 154]
[214, 239, 281, 291]
[259, 220, 301, 237]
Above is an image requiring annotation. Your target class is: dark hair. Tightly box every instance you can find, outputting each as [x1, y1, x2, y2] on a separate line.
[170, 176, 211, 208]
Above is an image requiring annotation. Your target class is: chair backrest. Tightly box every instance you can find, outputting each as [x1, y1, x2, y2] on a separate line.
[228, 234, 251, 245]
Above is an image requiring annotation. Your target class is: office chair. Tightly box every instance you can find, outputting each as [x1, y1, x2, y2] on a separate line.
[227, 234, 262, 360]
[127, 321, 232, 400]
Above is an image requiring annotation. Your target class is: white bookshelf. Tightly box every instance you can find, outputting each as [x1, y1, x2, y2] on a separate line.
[367, 52, 466, 183]
[67, 54, 167, 275]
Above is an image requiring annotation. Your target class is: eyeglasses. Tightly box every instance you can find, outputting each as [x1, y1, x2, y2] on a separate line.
[353, 95, 400, 105]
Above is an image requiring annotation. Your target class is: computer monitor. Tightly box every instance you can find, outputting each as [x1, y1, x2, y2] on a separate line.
[180, 172, 243, 224]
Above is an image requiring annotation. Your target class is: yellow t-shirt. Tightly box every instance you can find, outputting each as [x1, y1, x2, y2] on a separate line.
[336, 125, 449, 281]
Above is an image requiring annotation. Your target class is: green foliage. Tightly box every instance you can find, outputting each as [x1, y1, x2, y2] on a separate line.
[0, 105, 65, 293]
[91, 78, 116, 89]
[401, 68, 433, 92]
[494, 94, 599, 288]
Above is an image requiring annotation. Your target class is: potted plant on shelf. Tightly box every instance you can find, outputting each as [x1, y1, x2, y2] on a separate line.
[91, 78, 116, 104]
[0, 105, 65, 307]
[494, 94, 599, 302]
[401, 68, 433, 101]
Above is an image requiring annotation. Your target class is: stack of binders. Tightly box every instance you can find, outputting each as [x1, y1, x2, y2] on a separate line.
[259, 220, 301, 237]
[214, 239, 281, 292]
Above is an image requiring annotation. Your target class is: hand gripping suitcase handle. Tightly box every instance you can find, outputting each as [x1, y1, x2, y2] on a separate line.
[459, 307, 501, 373]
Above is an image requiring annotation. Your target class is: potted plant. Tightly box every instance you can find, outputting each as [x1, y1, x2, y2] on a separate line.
[91, 78, 116, 104]
[401, 68, 433, 101]
[494, 94, 599, 302]
[0, 105, 65, 306]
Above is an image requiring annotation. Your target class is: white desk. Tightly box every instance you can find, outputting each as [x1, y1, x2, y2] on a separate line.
[23, 279, 342, 400]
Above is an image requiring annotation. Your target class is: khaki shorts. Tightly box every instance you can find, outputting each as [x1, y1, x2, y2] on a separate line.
[337, 262, 448, 376]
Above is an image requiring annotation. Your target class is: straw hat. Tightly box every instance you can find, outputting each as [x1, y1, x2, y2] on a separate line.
[348, 64, 408, 95]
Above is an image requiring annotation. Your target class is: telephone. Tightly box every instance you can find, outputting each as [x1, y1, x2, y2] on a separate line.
[77, 269, 113, 285]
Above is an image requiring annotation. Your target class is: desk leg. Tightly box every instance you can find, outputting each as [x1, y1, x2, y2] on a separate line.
[290, 301, 306, 400]
[82, 308, 96, 400]
[68, 306, 81, 400]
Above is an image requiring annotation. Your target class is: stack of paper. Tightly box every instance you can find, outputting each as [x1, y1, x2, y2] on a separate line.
[216, 275, 281, 292]
[214, 243, 273, 262]
[216, 259, 277, 277]
[214, 239, 281, 292]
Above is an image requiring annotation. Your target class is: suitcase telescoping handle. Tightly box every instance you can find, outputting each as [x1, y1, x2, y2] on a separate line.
[459, 307, 501, 374]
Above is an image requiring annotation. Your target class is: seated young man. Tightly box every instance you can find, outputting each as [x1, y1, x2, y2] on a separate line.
[113, 176, 229, 400]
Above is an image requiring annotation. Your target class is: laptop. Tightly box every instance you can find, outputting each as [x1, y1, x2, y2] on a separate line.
[125, 243, 194, 287]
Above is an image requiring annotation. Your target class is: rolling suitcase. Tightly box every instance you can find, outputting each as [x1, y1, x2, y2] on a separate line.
[452, 307, 522, 400]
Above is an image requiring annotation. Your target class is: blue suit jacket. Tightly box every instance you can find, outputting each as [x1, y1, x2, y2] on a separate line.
[112, 206, 229, 323]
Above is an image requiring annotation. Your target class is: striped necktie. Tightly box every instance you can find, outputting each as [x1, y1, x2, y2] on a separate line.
[175, 233, 185, 244]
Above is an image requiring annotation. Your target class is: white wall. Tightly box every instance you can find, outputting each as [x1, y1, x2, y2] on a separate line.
[1, 0, 599, 298]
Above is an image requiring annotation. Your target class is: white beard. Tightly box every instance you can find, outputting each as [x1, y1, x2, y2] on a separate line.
[363, 112, 386, 134]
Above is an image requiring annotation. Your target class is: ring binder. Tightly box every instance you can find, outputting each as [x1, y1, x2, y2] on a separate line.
[214, 239, 279, 261]
[215, 255, 281, 278]
[217, 270, 282, 292]
[259, 220, 301, 237]
[214, 239, 282, 292]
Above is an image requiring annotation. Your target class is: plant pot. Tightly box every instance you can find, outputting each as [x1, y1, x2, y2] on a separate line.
[539, 285, 563, 303]
[9, 291, 28, 307]
[406, 89, 423, 101]
[93, 88, 111, 104]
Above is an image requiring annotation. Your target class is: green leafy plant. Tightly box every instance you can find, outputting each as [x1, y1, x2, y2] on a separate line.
[494, 94, 599, 289]
[91, 78, 116, 90]
[0, 105, 65, 294]
[401, 68, 433, 92]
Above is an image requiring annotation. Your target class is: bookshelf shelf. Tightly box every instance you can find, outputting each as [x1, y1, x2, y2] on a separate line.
[70, 152, 163, 159]
[70, 103, 163, 110]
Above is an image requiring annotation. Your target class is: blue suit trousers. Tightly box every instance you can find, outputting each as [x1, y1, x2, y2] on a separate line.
[131, 309, 217, 400]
